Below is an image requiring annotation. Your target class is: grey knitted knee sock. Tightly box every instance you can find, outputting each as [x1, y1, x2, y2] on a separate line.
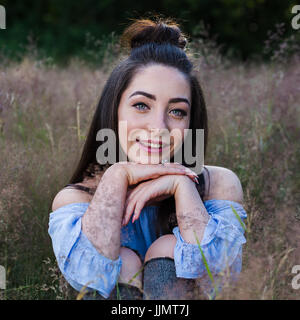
[83, 283, 143, 300]
[143, 257, 196, 300]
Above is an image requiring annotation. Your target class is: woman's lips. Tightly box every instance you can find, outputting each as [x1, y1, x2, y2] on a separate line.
[136, 139, 170, 153]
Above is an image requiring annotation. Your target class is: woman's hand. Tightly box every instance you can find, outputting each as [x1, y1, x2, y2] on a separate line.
[122, 174, 194, 226]
[113, 161, 198, 186]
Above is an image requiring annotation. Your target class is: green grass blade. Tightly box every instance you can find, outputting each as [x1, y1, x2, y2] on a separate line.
[193, 230, 219, 297]
[230, 205, 247, 232]
[128, 265, 144, 285]
[116, 280, 121, 300]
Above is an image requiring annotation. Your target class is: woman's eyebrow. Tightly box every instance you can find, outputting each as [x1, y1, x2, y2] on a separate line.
[128, 90, 190, 107]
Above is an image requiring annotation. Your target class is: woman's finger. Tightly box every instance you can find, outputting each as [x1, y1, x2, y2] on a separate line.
[123, 185, 146, 226]
[125, 180, 152, 208]
[123, 181, 151, 226]
[130, 183, 161, 223]
[122, 199, 137, 226]
[131, 187, 155, 223]
[156, 166, 197, 182]
[121, 161, 199, 185]
[163, 164, 198, 183]
[131, 197, 147, 223]
[163, 162, 198, 177]
[123, 183, 151, 226]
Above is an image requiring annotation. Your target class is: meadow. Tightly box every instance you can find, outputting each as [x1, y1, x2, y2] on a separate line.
[0, 34, 299, 300]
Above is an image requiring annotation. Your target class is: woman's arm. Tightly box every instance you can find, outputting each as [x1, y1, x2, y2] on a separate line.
[49, 162, 193, 297]
[174, 176, 210, 244]
[48, 164, 134, 298]
[172, 169, 247, 289]
[80, 162, 191, 260]
[174, 167, 244, 244]
[81, 165, 128, 260]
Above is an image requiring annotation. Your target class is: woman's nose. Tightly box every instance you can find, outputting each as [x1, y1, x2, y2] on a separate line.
[147, 113, 168, 132]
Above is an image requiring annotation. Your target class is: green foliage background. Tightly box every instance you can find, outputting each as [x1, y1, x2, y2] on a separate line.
[0, 0, 297, 64]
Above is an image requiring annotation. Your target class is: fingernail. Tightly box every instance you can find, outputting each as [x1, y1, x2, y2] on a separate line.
[194, 177, 199, 184]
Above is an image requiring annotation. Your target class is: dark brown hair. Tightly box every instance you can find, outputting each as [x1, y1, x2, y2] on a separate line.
[65, 16, 209, 236]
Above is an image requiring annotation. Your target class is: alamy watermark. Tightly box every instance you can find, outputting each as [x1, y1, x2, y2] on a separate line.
[291, 265, 300, 290]
[291, 5, 300, 30]
[95, 122, 205, 174]
[0, 5, 5, 29]
[0, 265, 5, 289]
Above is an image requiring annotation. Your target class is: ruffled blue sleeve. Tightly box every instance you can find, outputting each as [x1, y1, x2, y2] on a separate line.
[172, 199, 247, 295]
[48, 202, 122, 299]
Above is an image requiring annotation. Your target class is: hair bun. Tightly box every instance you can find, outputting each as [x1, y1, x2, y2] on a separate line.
[120, 17, 188, 51]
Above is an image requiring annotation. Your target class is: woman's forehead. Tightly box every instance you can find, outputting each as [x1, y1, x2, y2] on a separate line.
[125, 65, 191, 102]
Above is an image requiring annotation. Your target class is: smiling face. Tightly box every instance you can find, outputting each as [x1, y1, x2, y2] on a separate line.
[118, 64, 191, 164]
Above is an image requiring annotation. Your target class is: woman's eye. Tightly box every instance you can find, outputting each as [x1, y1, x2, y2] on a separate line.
[132, 103, 187, 118]
[132, 102, 149, 111]
[170, 109, 187, 118]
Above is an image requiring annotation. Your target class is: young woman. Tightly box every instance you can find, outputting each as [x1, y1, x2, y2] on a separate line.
[48, 17, 247, 300]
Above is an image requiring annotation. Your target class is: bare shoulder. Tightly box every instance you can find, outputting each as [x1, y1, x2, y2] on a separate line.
[203, 165, 244, 204]
[51, 184, 92, 212]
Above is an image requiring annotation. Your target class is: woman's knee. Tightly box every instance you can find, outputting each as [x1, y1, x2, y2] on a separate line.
[144, 234, 177, 263]
[119, 247, 143, 289]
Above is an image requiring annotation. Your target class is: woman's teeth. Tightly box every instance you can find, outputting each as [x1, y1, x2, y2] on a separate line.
[138, 140, 163, 148]
[141, 142, 161, 148]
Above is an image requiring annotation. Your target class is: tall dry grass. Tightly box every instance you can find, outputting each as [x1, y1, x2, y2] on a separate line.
[0, 36, 299, 299]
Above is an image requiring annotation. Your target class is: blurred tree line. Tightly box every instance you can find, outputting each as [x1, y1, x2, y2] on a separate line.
[0, 0, 297, 64]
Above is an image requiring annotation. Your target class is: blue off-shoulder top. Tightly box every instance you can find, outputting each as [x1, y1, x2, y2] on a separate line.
[48, 199, 247, 299]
